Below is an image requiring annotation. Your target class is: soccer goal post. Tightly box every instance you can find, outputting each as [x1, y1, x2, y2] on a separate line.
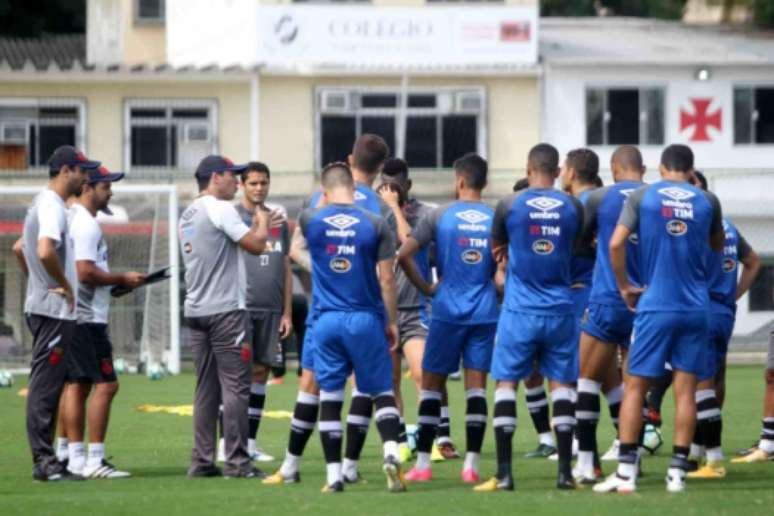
[0, 184, 181, 374]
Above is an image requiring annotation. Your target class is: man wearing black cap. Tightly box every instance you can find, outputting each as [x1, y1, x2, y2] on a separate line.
[57, 165, 145, 479]
[20, 145, 96, 480]
[180, 155, 273, 478]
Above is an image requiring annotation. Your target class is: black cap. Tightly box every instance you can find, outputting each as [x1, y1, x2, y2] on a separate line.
[88, 165, 125, 185]
[195, 155, 247, 178]
[47, 145, 101, 172]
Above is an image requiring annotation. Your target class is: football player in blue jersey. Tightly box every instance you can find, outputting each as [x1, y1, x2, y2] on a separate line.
[477, 143, 588, 492]
[296, 162, 405, 493]
[572, 145, 646, 482]
[396, 153, 498, 485]
[594, 144, 725, 494]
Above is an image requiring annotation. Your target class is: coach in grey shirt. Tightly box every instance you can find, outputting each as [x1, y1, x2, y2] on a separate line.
[19, 145, 96, 481]
[180, 155, 272, 478]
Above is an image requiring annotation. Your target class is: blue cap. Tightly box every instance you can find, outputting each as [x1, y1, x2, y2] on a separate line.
[195, 155, 247, 178]
[47, 145, 101, 172]
[88, 166, 125, 185]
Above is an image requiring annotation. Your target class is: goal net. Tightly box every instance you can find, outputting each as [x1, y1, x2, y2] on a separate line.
[0, 185, 181, 374]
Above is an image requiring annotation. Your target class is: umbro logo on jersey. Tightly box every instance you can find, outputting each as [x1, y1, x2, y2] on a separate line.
[526, 196, 564, 211]
[456, 210, 490, 225]
[354, 191, 367, 201]
[324, 214, 360, 230]
[658, 187, 695, 202]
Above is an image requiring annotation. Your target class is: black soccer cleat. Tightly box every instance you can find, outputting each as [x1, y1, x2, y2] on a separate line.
[321, 480, 345, 493]
[188, 464, 223, 478]
[225, 466, 267, 479]
[556, 470, 579, 490]
[33, 460, 85, 482]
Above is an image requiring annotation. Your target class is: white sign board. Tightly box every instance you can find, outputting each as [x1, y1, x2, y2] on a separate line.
[167, 2, 538, 69]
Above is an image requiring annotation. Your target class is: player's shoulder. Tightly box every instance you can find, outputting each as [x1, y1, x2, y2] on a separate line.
[70, 204, 99, 234]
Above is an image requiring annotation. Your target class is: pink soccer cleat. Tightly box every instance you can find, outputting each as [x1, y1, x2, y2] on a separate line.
[404, 466, 432, 482]
[461, 468, 480, 484]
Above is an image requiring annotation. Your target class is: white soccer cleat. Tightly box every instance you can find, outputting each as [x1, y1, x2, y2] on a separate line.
[217, 438, 226, 463]
[84, 459, 131, 479]
[665, 468, 686, 493]
[249, 444, 275, 463]
[592, 473, 636, 494]
[601, 439, 620, 462]
[572, 464, 598, 485]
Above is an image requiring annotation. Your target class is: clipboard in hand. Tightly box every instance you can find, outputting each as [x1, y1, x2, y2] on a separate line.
[111, 267, 171, 298]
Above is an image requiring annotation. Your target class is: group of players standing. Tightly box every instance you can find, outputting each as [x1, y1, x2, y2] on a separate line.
[16, 137, 774, 495]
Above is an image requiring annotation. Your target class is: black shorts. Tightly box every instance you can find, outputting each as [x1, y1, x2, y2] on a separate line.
[397, 309, 428, 349]
[249, 311, 282, 368]
[66, 323, 117, 384]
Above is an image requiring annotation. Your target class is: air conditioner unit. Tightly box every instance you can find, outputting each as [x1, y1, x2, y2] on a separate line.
[455, 92, 483, 113]
[0, 122, 28, 143]
[321, 91, 350, 112]
[183, 123, 211, 143]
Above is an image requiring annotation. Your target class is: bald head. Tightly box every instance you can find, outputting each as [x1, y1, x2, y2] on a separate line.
[610, 145, 645, 182]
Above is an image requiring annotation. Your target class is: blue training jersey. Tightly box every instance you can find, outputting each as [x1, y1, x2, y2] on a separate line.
[299, 203, 395, 314]
[617, 180, 723, 313]
[584, 181, 644, 306]
[410, 201, 499, 324]
[493, 187, 586, 315]
[570, 188, 596, 286]
[708, 218, 751, 316]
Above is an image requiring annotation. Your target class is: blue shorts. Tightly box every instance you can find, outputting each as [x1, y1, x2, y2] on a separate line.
[491, 310, 578, 384]
[628, 311, 709, 378]
[699, 312, 735, 381]
[582, 302, 634, 348]
[572, 286, 591, 322]
[422, 320, 496, 375]
[301, 318, 317, 372]
[313, 311, 392, 395]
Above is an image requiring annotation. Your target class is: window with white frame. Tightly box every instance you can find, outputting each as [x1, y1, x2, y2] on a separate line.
[125, 99, 217, 172]
[317, 88, 485, 169]
[0, 98, 85, 170]
[135, 0, 165, 24]
[734, 86, 774, 144]
[585, 87, 664, 146]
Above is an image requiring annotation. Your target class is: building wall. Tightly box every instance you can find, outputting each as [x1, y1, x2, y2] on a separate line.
[0, 80, 251, 171]
[121, 0, 167, 66]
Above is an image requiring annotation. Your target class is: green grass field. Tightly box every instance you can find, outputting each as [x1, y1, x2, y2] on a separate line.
[1, 366, 773, 516]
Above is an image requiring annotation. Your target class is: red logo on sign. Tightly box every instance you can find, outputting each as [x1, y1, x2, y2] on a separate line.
[500, 22, 530, 42]
[680, 98, 721, 142]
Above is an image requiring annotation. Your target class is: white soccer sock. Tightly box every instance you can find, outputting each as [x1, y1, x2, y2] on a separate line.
[68, 442, 85, 470]
[759, 438, 774, 453]
[55, 437, 69, 461]
[280, 451, 300, 477]
[248, 438, 257, 452]
[383, 440, 398, 461]
[415, 451, 431, 470]
[690, 443, 705, 458]
[617, 461, 637, 480]
[326, 462, 342, 486]
[576, 450, 594, 473]
[706, 447, 723, 463]
[87, 442, 105, 467]
[342, 458, 358, 479]
[538, 432, 555, 447]
[463, 452, 479, 472]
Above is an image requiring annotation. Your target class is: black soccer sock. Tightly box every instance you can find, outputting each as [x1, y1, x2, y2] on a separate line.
[525, 385, 551, 436]
[318, 390, 344, 465]
[696, 389, 723, 456]
[605, 384, 623, 435]
[398, 417, 408, 444]
[670, 445, 691, 473]
[287, 391, 319, 457]
[344, 390, 373, 461]
[437, 403, 451, 443]
[248, 383, 267, 440]
[576, 379, 601, 454]
[551, 387, 577, 475]
[616, 442, 638, 479]
[637, 406, 648, 448]
[465, 388, 487, 454]
[493, 388, 517, 480]
[416, 390, 442, 455]
[373, 391, 402, 455]
[646, 369, 673, 414]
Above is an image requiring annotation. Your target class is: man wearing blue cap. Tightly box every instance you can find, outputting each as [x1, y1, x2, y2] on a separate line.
[180, 155, 275, 478]
[58, 165, 146, 479]
[20, 145, 97, 481]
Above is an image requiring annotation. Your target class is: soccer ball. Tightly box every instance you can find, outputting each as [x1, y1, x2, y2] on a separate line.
[642, 423, 663, 455]
[146, 362, 166, 381]
[113, 358, 128, 374]
[405, 423, 418, 454]
[0, 370, 13, 388]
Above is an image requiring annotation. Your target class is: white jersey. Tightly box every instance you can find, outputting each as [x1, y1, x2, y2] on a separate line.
[179, 195, 250, 318]
[70, 203, 111, 324]
[22, 189, 78, 320]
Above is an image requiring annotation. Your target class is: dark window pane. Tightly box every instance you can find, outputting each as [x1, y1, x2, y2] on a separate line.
[131, 108, 166, 119]
[39, 126, 76, 166]
[408, 95, 436, 108]
[321, 116, 356, 167]
[607, 89, 639, 145]
[28, 125, 36, 166]
[361, 94, 397, 108]
[642, 89, 664, 145]
[405, 117, 437, 168]
[131, 126, 169, 166]
[734, 88, 753, 144]
[749, 264, 774, 311]
[170, 125, 177, 167]
[38, 107, 78, 118]
[754, 88, 774, 144]
[442, 115, 477, 168]
[361, 116, 395, 157]
[138, 0, 164, 19]
[585, 89, 604, 145]
[172, 109, 208, 119]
